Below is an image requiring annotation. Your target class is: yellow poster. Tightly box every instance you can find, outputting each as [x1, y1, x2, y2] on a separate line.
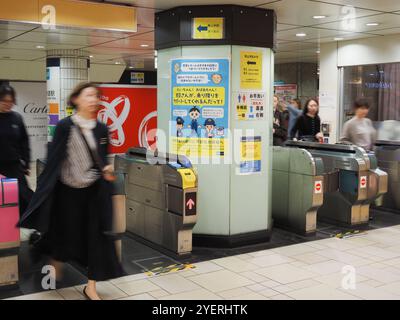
[173, 87, 225, 106]
[240, 51, 263, 90]
[239, 136, 262, 174]
[192, 17, 225, 40]
[171, 137, 226, 158]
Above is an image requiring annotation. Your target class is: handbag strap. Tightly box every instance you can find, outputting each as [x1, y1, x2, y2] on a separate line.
[73, 123, 105, 172]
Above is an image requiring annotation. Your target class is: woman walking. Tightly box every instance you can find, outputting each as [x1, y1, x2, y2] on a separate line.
[18, 82, 123, 300]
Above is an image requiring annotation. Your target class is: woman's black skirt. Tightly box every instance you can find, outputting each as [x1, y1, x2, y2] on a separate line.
[39, 179, 123, 281]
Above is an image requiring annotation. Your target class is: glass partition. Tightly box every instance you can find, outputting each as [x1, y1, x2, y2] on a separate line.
[340, 63, 400, 141]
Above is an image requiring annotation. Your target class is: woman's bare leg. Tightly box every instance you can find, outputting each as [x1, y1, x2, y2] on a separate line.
[85, 280, 101, 300]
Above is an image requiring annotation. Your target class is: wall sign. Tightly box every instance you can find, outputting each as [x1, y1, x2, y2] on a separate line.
[10, 82, 48, 161]
[238, 136, 262, 175]
[192, 17, 225, 40]
[131, 72, 145, 84]
[170, 58, 230, 158]
[240, 51, 263, 90]
[234, 91, 266, 121]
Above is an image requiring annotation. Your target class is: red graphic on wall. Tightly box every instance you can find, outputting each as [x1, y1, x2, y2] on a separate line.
[97, 85, 157, 154]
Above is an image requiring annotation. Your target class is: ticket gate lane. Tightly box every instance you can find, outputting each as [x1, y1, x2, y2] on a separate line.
[272, 147, 324, 235]
[284, 141, 388, 226]
[375, 140, 400, 211]
[115, 148, 198, 256]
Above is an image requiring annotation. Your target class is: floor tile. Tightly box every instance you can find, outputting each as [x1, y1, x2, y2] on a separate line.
[287, 284, 360, 300]
[260, 280, 282, 288]
[259, 288, 280, 298]
[188, 270, 254, 293]
[119, 293, 155, 300]
[304, 260, 348, 275]
[270, 294, 294, 300]
[227, 292, 268, 300]
[110, 273, 148, 285]
[218, 287, 253, 299]
[315, 272, 368, 288]
[292, 252, 329, 264]
[149, 289, 171, 298]
[249, 254, 294, 268]
[116, 279, 160, 296]
[190, 261, 224, 274]
[339, 283, 400, 300]
[246, 284, 266, 292]
[360, 279, 385, 288]
[149, 274, 201, 294]
[274, 285, 293, 294]
[159, 289, 222, 300]
[255, 264, 316, 284]
[272, 244, 317, 257]
[93, 282, 127, 300]
[287, 279, 321, 290]
[213, 256, 259, 273]
[57, 287, 84, 300]
[377, 282, 400, 297]
[6, 290, 64, 300]
[239, 271, 269, 283]
[356, 265, 400, 284]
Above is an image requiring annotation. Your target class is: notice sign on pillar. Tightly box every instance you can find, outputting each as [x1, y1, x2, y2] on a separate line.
[170, 58, 230, 159]
[192, 17, 225, 39]
[238, 136, 262, 175]
[46, 66, 61, 142]
[240, 51, 263, 90]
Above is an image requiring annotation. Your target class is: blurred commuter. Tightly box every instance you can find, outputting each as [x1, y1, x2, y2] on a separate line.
[18, 82, 123, 300]
[273, 95, 288, 146]
[291, 98, 323, 142]
[287, 98, 302, 138]
[0, 85, 33, 215]
[340, 99, 376, 152]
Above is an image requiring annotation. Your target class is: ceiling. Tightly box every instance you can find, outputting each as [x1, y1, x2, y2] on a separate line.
[1, 0, 400, 69]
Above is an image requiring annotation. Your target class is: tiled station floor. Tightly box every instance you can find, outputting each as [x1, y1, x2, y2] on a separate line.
[5, 224, 400, 300]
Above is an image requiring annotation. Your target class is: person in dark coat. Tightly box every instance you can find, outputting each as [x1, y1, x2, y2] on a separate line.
[18, 82, 123, 300]
[0, 85, 33, 215]
[290, 98, 323, 142]
[273, 95, 288, 146]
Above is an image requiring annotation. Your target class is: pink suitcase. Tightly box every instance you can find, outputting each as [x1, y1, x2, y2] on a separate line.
[0, 175, 20, 244]
[0, 175, 20, 286]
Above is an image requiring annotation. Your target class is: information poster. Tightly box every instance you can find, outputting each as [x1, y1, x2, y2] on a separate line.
[46, 66, 61, 141]
[11, 82, 47, 161]
[234, 92, 266, 121]
[131, 72, 145, 84]
[240, 51, 263, 90]
[170, 58, 230, 158]
[238, 136, 262, 175]
[274, 84, 297, 105]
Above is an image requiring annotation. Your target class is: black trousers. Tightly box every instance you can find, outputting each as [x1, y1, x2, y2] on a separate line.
[0, 162, 33, 216]
[40, 180, 123, 281]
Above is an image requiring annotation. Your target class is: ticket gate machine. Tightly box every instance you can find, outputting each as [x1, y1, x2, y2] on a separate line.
[114, 148, 198, 256]
[272, 147, 324, 235]
[375, 140, 400, 211]
[284, 141, 387, 226]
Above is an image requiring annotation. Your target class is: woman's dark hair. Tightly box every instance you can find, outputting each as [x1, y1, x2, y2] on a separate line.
[0, 85, 16, 103]
[68, 82, 100, 109]
[354, 99, 370, 110]
[303, 99, 319, 116]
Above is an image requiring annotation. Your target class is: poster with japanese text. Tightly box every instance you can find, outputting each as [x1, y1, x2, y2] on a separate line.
[170, 58, 230, 158]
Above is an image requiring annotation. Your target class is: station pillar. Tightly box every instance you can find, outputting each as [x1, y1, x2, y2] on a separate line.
[46, 49, 90, 140]
[155, 5, 277, 247]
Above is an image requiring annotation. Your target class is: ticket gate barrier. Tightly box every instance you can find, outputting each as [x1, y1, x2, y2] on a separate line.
[36, 159, 126, 261]
[375, 140, 400, 211]
[284, 141, 387, 226]
[272, 147, 324, 235]
[114, 148, 198, 256]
